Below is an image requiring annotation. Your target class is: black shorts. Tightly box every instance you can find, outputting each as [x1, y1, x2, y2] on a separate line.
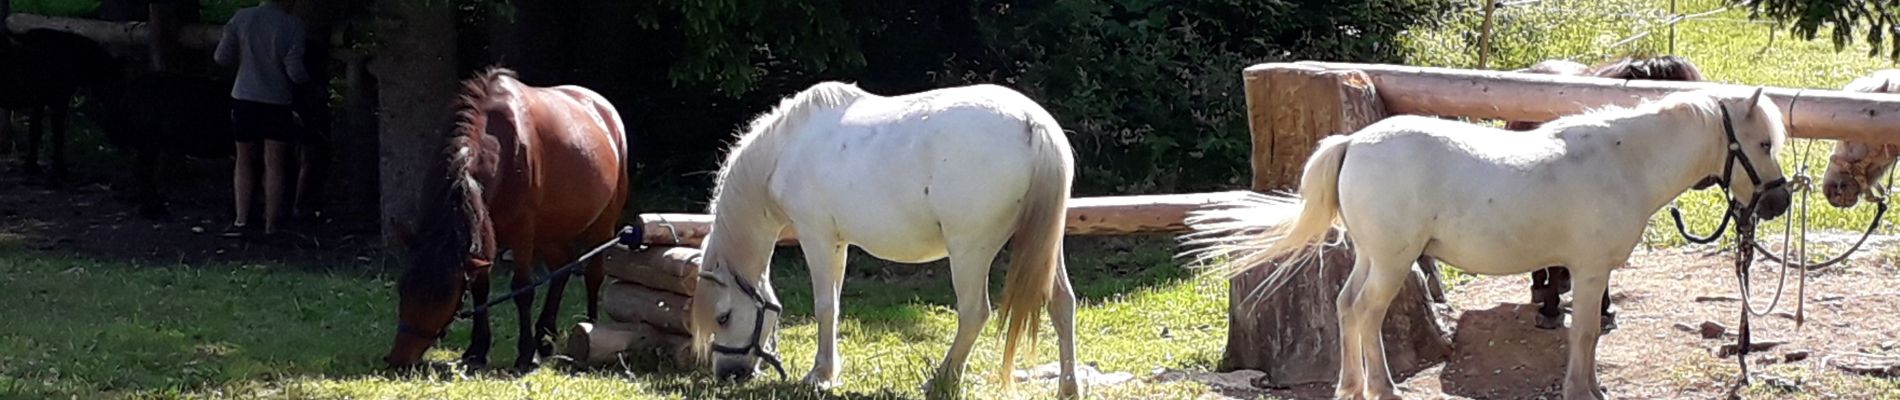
[231, 99, 297, 143]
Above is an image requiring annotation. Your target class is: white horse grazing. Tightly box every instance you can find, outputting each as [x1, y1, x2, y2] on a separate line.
[1180, 88, 1792, 400]
[688, 81, 1082, 397]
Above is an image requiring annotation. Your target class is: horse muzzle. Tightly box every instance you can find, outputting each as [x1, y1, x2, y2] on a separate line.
[1754, 184, 1792, 220]
[1824, 178, 1862, 208]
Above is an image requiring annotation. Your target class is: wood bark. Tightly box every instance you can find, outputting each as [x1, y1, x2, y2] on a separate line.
[370, 1, 458, 248]
[1228, 64, 1453, 386]
[1288, 61, 1900, 145]
[602, 245, 700, 296]
[602, 280, 693, 335]
[633, 191, 1257, 247]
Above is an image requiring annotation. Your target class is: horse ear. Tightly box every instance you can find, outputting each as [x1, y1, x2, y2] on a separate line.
[1744, 87, 1765, 119]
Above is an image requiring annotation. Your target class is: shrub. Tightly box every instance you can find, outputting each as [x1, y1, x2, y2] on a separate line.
[1400, 0, 1671, 70]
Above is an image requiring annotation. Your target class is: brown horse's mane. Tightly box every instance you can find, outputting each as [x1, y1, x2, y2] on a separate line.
[397, 67, 515, 303]
[1591, 55, 1704, 82]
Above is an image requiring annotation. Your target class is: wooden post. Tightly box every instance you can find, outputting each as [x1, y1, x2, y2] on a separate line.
[1226, 64, 1454, 386]
[146, 0, 184, 72]
[1477, 0, 1497, 69]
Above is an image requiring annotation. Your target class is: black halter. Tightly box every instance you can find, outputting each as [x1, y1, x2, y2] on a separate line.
[1670, 104, 1787, 243]
[708, 270, 789, 380]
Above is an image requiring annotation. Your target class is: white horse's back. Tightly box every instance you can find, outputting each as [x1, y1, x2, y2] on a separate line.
[770, 83, 1067, 262]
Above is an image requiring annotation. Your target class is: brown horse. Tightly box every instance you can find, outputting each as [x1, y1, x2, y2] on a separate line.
[1822, 70, 1900, 208]
[383, 67, 630, 370]
[1498, 55, 1706, 330]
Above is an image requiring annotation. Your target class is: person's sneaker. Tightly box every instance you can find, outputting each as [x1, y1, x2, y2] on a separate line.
[221, 223, 251, 239]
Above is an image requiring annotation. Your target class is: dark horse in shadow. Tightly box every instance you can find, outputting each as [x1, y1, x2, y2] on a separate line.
[98, 72, 237, 218]
[0, 28, 123, 179]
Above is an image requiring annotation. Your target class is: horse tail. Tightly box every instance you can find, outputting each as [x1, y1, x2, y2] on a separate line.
[1179, 134, 1352, 286]
[996, 112, 1074, 385]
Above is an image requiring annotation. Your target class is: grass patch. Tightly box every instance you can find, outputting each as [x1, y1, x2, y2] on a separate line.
[0, 236, 1226, 399]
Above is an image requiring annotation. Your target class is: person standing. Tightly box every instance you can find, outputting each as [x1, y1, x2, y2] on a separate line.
[215, 0, 308, 239]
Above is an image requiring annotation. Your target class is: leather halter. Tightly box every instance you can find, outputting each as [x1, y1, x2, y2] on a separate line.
[705, 268, 789, 380]
[1670, 103, 1788, 244]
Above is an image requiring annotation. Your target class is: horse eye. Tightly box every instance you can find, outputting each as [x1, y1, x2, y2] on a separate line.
[1760, 142, 1772, 151]
[716, 312, 731, 327]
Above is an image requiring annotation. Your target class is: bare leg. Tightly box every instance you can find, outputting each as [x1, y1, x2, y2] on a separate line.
[263, 140, 290, 233]
[1334, 253, 1373, 400]
[928, 238, 1007, 398]
[233, 141, 261, 228]
[1048, 247, 1082, 399]
[1564, 268, 1611, 400]
[798, 237, 847, 389]
[1357, 257, 1412, 400]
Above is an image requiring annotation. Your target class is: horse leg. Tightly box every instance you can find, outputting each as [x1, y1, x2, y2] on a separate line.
[532, 245, 573, 363]
[1048, 246, 1082, 399]
[1534, 267, 1565, 329]
[928, 237, 1008, 398]
[1563, 267, 1611, 400]
[1416, 255, 1446, 303]
[508, 246, 539, 371]
[1356, 255, 1416, 400]
[463, 267, 495, 369]
[1334, 253, 1373, 400]
[797, 237, 847, 389]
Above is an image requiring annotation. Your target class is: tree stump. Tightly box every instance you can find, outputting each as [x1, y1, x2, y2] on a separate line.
[563, 321, 695, 368]
[1222, 232, 1455, 386]
[1224, 64, 1455, 386]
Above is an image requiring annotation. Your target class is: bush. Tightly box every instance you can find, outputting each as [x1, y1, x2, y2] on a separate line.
[1400, 0, 1671, 70]
[938, 0, 1461, 194]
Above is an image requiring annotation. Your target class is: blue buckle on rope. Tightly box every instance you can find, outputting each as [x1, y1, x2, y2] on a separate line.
[618, 224, 645, 250]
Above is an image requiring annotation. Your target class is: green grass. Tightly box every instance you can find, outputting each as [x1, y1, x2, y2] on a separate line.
[0, 237, 1226, 399]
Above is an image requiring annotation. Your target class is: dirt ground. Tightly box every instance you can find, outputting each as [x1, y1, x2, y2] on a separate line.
[1161, 241, 1900, 400]
[0, 151, 385, 268]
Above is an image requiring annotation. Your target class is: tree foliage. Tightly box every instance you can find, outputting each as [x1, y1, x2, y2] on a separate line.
[1736, 0, 1900, 59]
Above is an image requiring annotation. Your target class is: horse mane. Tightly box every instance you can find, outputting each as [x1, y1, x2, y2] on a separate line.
[708, 81, 869, 216]
[1592, 55, 1704, 82]
[1845, 70, 1900, 94]
[397, 68, 515, 302]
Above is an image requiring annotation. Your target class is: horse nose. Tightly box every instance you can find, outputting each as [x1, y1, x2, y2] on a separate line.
[715, 364, 756, 382]
[1824, 180, 1860, 208]
[1756, 186, 1792, 220]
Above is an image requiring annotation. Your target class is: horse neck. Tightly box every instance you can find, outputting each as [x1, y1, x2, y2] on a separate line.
[1578, 106, 1725, 209]
[704, 197, 785, 285]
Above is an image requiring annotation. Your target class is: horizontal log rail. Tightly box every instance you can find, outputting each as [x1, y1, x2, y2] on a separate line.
[635, 191, 1254, 247]
[1266, 61, 1900, 145]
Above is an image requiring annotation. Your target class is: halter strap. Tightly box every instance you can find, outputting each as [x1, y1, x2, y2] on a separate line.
[709, 270, 789, 380]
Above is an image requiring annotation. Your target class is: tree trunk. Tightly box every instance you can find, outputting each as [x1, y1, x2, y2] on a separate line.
[370, 0, 458, 248]
[602, 280, 693, 335]
[602, 245, 701, 296]
[1225, 64, 1455, 386]
[5, 14, 221, 52]
[342, 52, 380, 221]
[145, 1, 182, 71]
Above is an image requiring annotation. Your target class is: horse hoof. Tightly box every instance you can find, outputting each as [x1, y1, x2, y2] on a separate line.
[1058, 377, 1083, 399]
[1601, 315, 1618, 332]
[512, 357, 541, 373]
[460, 356, 490, 371]
[1535, 312, 1565, 330]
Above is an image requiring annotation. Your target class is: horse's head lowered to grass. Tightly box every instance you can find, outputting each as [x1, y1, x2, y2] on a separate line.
[1823, 70, 1900, 208]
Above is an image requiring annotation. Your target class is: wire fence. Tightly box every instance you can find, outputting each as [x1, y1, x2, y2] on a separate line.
[1471, 0, 1771, 69]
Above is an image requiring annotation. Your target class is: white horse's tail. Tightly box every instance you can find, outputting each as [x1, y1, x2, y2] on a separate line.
[996, 115, 1074, 385]
[1180, 134, 1352, 284]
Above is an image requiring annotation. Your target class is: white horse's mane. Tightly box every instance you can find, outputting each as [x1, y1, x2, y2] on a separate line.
[709, 81, 872, 215]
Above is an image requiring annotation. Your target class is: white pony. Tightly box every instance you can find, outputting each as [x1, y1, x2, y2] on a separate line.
[1180, 87, 1791, 400]
[688, 81, 1082, 397]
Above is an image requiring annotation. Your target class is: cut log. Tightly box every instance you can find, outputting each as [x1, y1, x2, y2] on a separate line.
[1830, 353, 1900, 377]
[602, 280, 693, 335]
[635, 191, 1256, 247]
[5, 13, 221, 52]
[562, 320, 696, 368]
[1225, 64, 1454, 386]
[602, 245, 700, 296]
[1285, 61, 1900, 146]
[564, 321, 636, 366]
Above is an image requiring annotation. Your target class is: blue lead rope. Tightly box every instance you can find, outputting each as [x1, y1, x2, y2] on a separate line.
[455, 225, 646, 320]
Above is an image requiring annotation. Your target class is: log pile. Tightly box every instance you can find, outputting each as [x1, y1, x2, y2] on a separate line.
[562, 245, 701, 367]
